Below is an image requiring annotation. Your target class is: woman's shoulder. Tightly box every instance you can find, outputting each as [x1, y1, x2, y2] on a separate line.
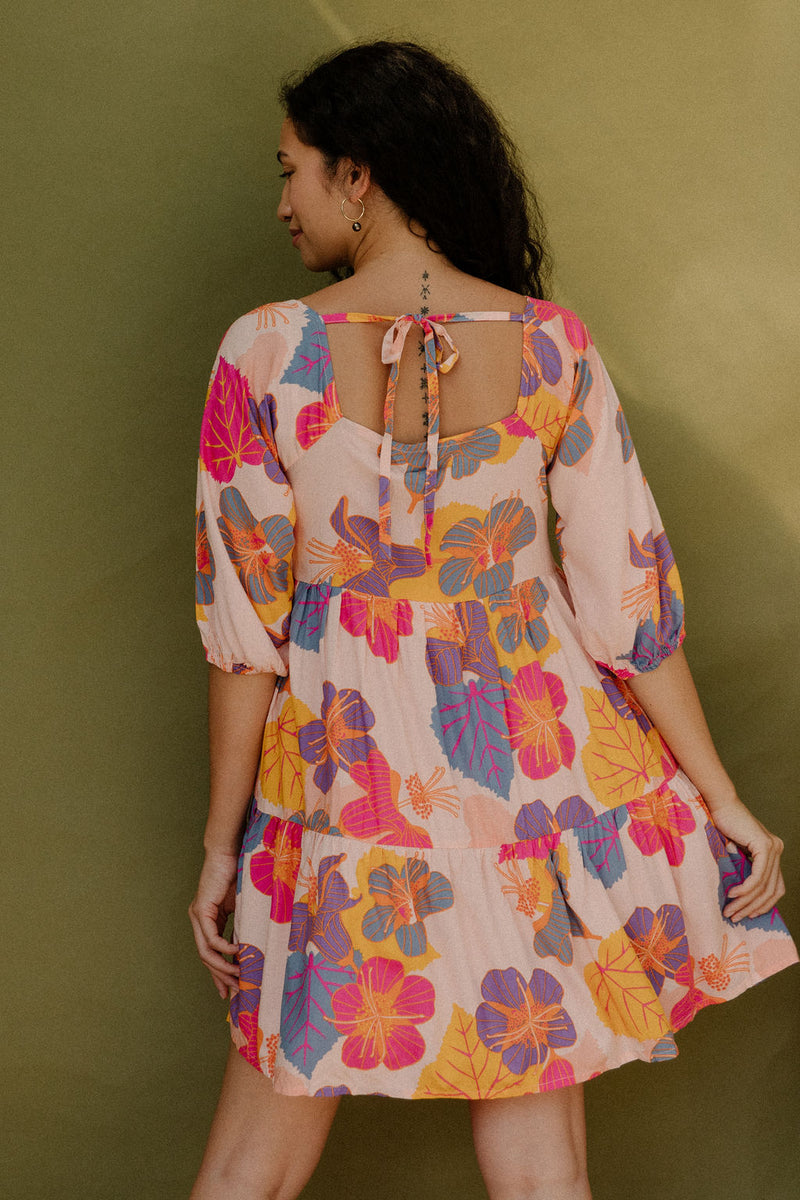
[528, 299, 595, 354]
[217, 299, 313, 347]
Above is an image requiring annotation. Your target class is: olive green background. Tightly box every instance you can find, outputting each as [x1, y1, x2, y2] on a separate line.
[4, 2, 799, 1197]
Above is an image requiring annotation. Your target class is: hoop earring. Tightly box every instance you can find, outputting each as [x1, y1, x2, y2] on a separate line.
[341, 196, 365, 232]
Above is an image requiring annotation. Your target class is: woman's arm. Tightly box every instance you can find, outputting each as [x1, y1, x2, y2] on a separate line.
[628, 646, 737, 812]
[188, 665, 277, 997]
[205, 665, 277, 853]
[628, 646, 785, 922]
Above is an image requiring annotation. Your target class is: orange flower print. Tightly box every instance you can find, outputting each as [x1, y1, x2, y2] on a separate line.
[495, 855, 555, 931]
[401, 767, 460, 820]
[251, 300, 300, 328]
[697, 935, 749, 991]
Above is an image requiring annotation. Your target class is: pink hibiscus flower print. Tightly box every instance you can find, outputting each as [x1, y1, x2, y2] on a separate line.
[476, 966, 577, 1073]
[340, 594, 413, 664]
[362, 856, 454, 956]
[339, 749, 433, 848]
[330, 955, 435, 1071]
[249, 816, 303, 922]
[506, 662, 576, 779]
[439, 496, 537, 598]
[669, 954, 724, 1030]
[217, 487, 293, 605]
[298, 682, 378, 794]
[627, 784, 696, 866]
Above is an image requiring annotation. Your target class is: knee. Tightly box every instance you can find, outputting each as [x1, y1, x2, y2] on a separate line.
[192, 1157, 295, 1200]
[482, 1150, 590, 1200]
[488, 1168, 590, 1200]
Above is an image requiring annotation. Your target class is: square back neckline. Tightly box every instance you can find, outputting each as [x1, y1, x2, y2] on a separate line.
[296, 297, 534, 450]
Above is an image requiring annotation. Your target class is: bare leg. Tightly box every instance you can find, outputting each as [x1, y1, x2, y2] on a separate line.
[469, 1083, 591, 1200]
[190, 1044, 341, 1200]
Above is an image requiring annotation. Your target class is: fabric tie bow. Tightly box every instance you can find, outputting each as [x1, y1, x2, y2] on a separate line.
[376, 314, 460, 566]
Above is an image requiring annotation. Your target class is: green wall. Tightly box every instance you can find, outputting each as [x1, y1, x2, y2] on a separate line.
[4, 2, 798, 1196]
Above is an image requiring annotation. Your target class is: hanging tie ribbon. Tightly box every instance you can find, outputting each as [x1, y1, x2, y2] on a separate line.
[376, 314, 460, 566]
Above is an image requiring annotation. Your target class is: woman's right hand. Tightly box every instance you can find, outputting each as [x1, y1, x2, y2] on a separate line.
[188, 849, 241, 999]
[705, 794, 787, 923]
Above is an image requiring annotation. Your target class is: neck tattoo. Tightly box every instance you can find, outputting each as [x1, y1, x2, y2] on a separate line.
[419, 271, 431, 427]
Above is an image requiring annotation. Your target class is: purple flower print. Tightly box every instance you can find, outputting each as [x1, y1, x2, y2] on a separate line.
[298, 681, 377, 793]
[476, 966, 576, 1073]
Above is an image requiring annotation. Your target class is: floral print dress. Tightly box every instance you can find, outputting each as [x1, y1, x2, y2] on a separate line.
[195, 297, 798, 1098]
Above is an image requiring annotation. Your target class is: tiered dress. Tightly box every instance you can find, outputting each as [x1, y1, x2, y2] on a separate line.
[195, 297, 798, 1098]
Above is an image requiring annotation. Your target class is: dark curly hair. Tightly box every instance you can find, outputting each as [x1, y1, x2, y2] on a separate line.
[280, 41, 552, 300]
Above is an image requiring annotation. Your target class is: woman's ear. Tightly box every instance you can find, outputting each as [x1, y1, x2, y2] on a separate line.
[343, 162, 371, 202]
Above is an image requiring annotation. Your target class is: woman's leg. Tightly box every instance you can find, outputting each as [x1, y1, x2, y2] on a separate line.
[190, 1044, 341, 1200]
[469, 1083, 591, 1200]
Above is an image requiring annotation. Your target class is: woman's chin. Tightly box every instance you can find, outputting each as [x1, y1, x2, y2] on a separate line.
[297, 243, 351, 274]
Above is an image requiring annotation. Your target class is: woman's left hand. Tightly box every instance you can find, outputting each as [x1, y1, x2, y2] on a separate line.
[706, 795, 787, 922]
[188, 850, 240, 998]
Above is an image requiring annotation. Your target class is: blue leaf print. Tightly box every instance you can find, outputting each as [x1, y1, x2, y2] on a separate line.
[280, 314, 333, 393]
[649, 1036, 679, 1062]
[290, 581, 332, 652]
[431, 678, 513, 800]
[556, 412, 593, 466]
[442, 427, 502, 479]
[627, 591, 685, 672]
[533, 868, 573, 964]
[279, 950, 354, 1077]
[570, 356, 593, 410]
[575, 807, 629, 888]
[616, 405, 634, 462]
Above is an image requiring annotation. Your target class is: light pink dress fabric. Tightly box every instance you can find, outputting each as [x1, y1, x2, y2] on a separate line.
[194, 297, 798, 1098]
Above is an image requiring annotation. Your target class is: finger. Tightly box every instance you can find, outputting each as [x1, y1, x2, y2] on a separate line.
[188, 914, 237, 965]
[724, 844, 773, 901]
[199, 946, 240, 976]
[193, 910, 240, 956]
[210, 968, 235, 997]
[733, 859, 784, 920]
[725, 855, 779, 920]
[724, 872, 768, 917]
[204, 926, 241, 956]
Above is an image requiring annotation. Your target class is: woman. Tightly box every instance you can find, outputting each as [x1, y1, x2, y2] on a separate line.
[188, 40, 797, 1200]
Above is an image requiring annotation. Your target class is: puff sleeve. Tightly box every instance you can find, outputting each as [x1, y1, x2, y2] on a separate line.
[547, 331, 685, 678]
[194, 316, 295, 675]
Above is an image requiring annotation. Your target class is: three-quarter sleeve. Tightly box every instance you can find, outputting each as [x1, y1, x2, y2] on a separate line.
[194, 318, 295, 675]
[547, 332, 685, 678]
